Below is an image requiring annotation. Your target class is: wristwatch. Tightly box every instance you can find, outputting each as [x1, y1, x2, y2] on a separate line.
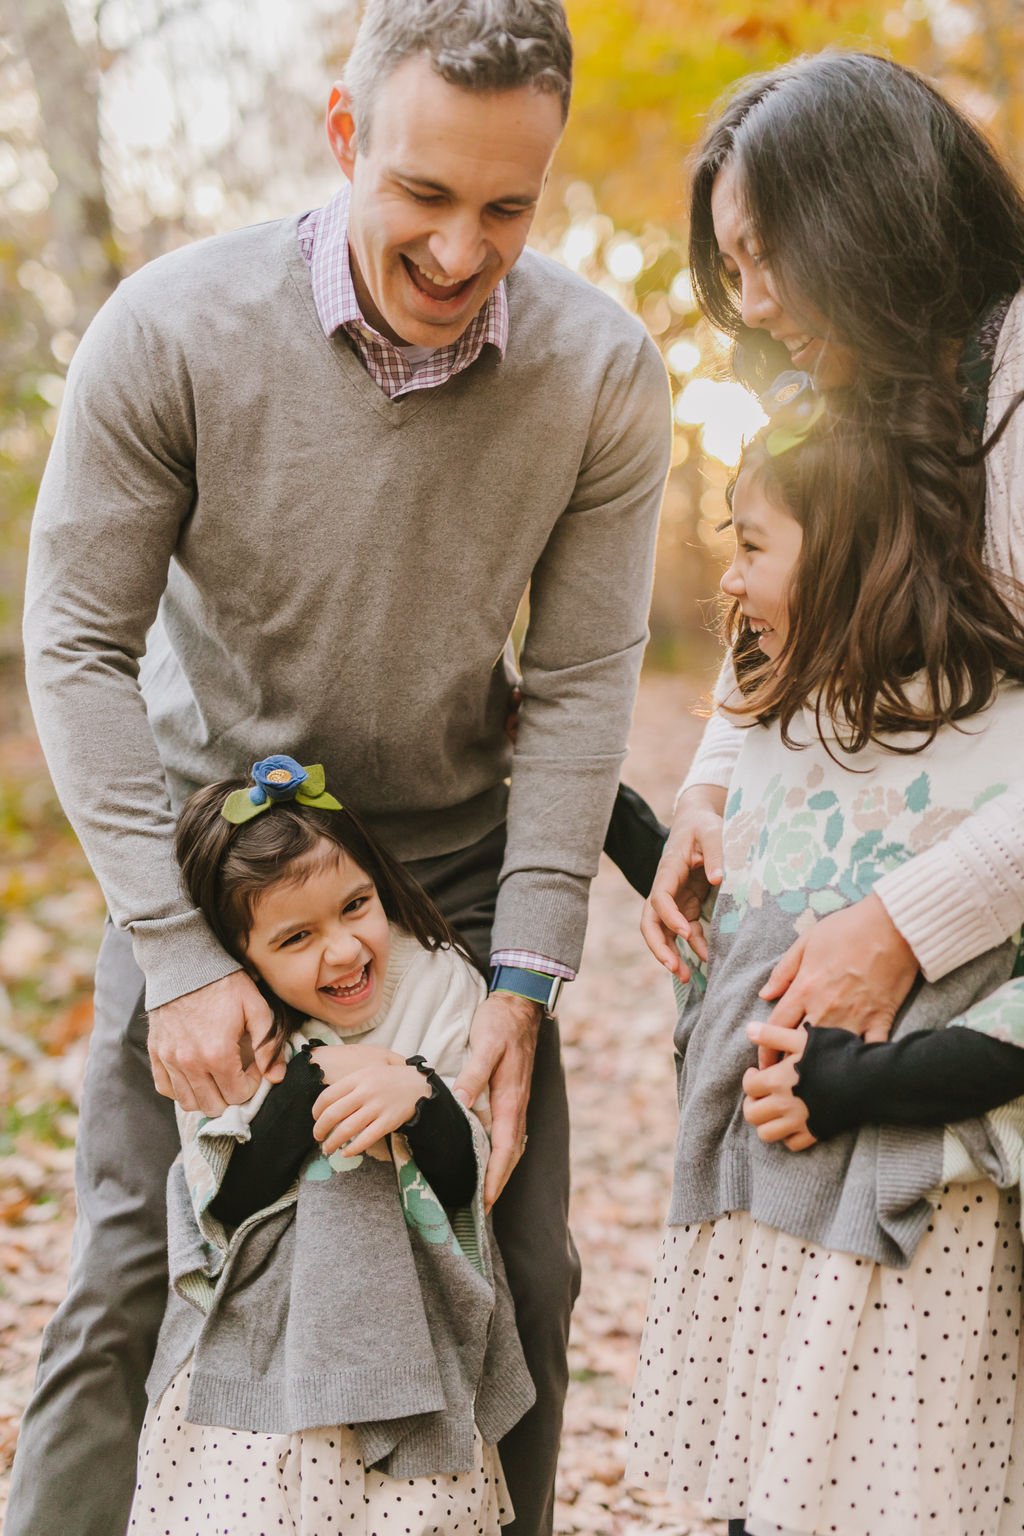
[489, 964, 563, 1013]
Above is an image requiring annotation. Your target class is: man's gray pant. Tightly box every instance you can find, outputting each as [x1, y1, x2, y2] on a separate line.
[5, 824, 580, 1536]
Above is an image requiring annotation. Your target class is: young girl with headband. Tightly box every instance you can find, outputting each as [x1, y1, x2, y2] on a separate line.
[128, 756, 534, 1536]
[627, 378, 1024, 1536]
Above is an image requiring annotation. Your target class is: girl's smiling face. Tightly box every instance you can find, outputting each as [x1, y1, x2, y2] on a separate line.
[245, 842, 391, 1030]
[720, 467, 803, 661]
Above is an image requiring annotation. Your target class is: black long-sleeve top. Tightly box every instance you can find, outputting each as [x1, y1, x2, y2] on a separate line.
[209, 1049, 476, 1228]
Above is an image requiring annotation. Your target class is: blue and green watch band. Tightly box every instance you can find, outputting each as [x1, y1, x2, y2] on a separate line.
[489, 964, 563, 1012]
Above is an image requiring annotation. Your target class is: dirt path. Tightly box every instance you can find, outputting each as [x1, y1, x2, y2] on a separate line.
[0, 671, 722, 1534]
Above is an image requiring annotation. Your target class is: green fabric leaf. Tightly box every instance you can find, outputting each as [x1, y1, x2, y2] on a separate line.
[302, 763, 326, 797]
[296, 790, 343, 812]
[221, 788, 267, 824]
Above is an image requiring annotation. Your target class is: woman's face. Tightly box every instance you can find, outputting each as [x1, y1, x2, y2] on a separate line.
[710, 159, 858, 391]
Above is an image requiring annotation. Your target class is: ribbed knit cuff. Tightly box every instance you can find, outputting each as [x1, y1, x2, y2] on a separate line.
[491, 869, 590, 976]
[130, 907, 242, 1010]
[874, 845, 1002, 984]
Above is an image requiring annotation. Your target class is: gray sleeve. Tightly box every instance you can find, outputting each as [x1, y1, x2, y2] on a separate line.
[490, 329, 672, 970]
[22, 285, 238, 1009]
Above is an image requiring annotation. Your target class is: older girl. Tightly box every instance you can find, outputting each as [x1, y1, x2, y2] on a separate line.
[628, 381, 1024, 1536]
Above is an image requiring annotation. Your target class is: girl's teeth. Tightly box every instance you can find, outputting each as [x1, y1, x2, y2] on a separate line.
[326, 966, 367, 997]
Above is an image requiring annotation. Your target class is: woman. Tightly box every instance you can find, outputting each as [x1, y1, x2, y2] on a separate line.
[643, 51, 1024, 1045]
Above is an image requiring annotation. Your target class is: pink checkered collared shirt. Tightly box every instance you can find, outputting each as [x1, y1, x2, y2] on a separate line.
[296, 191, 573, 985]
[297, 185, 508, 400]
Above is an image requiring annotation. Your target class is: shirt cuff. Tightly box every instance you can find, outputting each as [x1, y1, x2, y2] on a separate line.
[489, 950, 576, 982]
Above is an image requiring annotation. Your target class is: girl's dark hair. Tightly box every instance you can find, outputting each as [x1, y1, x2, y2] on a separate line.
[724, 406, 1024, 752]
[690, 52, 1024, 598]
[175, 783, 471, 1041]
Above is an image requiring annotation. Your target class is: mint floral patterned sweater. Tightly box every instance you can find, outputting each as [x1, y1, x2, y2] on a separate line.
[671, 683, 1024, 1268]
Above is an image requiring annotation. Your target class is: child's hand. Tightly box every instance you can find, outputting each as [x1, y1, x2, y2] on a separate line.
[312, 1061, 427, 1158]
[741, 1021, 817, 1152]
[310, 1042, 403, 1085]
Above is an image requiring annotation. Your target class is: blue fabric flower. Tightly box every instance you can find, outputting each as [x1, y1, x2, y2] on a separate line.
[249, 755, 308, 806]
[221, 758, 342, 825]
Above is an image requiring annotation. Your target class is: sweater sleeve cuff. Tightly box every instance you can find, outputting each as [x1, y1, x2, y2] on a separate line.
[491, 870, 589, 975]
[130, 908, 242, 1010]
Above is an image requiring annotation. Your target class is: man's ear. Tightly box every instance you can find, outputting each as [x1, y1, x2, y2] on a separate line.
[327, 82, 358, 180]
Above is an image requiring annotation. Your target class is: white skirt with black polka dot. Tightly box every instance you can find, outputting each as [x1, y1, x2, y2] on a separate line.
[128, 1360, 512, 1535]
[626, 1180, 1023, 1536]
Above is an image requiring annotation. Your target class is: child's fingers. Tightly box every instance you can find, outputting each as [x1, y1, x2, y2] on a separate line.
[312, 1072, 369, 1121]
[337, 1119, 395, 1158]
[747, 1020, 807, 1058]
[743, 1095, 803, 1143]
[741, 1065, 771, 1098]
[784, 1128, 817, 1152]
[742, 1088, 785, 1124]
[322, 1111, 391, 1157]
[313, 1094, 376, 1147]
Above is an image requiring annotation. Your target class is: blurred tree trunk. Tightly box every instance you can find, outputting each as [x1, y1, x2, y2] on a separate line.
[9, 0, 121, 332]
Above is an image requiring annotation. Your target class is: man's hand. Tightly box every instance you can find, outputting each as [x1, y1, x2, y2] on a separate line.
[452, 991, 542, 1211]
[640, 783, 727, 976]
[757, 893, 919, 1058]
[312, 1059, 426, 1158]
[741, 1020, 816, 1151]
[148, 970, 285, 1115]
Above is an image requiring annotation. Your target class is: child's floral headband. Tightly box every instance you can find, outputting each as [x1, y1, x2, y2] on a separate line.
[221, 755, 343, 825]
[760, 370, 826, 457]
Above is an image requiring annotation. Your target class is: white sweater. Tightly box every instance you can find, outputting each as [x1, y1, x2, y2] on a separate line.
[682, 290, 1024, 983]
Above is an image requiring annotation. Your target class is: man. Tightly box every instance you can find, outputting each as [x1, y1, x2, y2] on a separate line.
[10, 2, 671, 1531]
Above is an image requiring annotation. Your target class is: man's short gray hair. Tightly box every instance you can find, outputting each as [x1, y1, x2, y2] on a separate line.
[344, 0, 572, 146]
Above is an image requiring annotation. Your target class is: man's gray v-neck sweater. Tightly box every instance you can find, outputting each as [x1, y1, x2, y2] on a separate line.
[23, 217, 671, 1006]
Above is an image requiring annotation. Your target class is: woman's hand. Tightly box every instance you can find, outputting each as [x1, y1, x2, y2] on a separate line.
[741, 1020, 816, 1151]
[311, 1059, 425, 1157]
[640, 783, 727, 976]
[757, 893, 919, 1057]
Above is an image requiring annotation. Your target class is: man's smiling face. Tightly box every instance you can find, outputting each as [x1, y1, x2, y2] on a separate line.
[327, 54, 564, 348]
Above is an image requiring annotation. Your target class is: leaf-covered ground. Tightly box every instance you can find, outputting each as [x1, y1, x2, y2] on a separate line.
[0, 672, 723, 1534]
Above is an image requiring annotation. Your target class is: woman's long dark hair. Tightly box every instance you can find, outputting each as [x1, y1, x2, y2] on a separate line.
[690, 52, 1024, 602]
[725, 407, 1024, 752]
[175, 783, 471, 1042]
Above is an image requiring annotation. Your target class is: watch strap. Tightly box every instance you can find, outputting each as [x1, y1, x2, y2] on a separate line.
[489, 964, 562, 1012]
